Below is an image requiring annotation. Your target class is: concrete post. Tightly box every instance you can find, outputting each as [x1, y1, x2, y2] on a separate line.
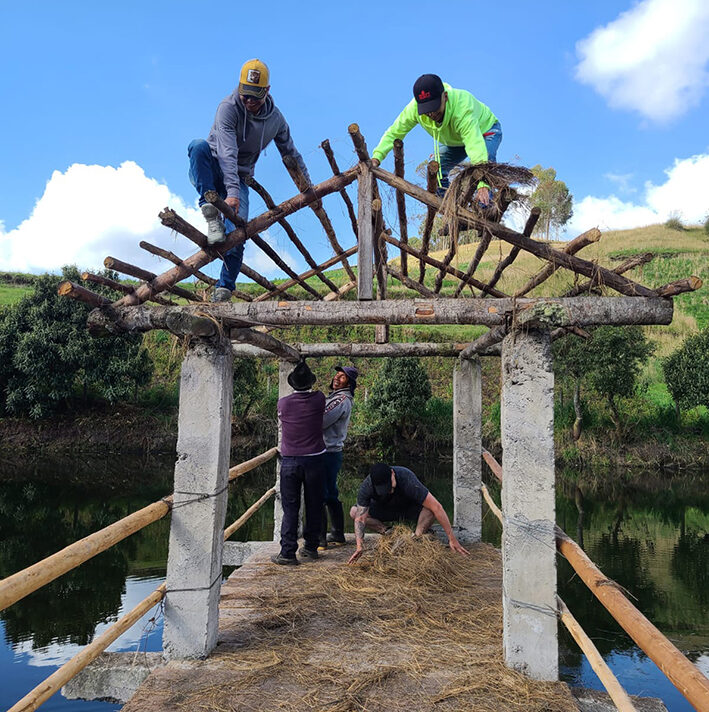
[272, 360, 294, 541]
[453, 357, 482, 542]
[163, 336, 233, 659]
[500, 328, 558, 680]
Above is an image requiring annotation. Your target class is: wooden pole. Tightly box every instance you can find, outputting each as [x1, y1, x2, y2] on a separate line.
[139, 242, 216, 287]
[104, 257, 199, 302]
[282, 156, 357, 282]
[239, 264, 297, 301]
[482, 208, 541, 294]
[372, 166, 657, 297]
[253, 245, 357, 302]
[114, 167, 358, 307]
[57, 281, 111, 308]
[514, 227, 602, 297]
[419, 160, 439, 283]
[386, 264, 437, 298]
[231, 328, 301, 362]
[557, 597, 639, 712]
[393, 139, 409, 277]
[245, 176, 342, 294]
[7, 584, 167, 712]
[204, 191, 323, 299]
[654, 276, 702, 297]
[383, 232, 509, 298]
[357, 165, 374, 300]
[563, 253, 654, 297]
[324, 280, 356, 301]
[320, 139, 359, 239]
[81, 271, 175, 306]
[223, 488, 277, 540]
[228, 447, 278, 481]
[231, 342, 470, 358]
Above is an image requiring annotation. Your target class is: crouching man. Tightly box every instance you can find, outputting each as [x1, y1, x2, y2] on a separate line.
[348, 462, 469, 564]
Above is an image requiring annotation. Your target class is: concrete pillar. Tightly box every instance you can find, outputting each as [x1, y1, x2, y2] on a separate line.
[272, 360, 294, 541]
[163, 337, 233, 659]
[453, 357, 482, 543]
[500, 328, 558, 680]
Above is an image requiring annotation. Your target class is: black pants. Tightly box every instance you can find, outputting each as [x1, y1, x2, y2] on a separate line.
[279, 454, 325, 558]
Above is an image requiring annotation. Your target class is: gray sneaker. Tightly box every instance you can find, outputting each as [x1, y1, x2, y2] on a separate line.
[298, 546, 319, 562]
[201, 204, 226, 245]
[211, 287, 232, 303]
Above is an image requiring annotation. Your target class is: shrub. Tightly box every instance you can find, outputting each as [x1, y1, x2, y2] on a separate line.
[0, 267, 153, 418]
[704, 214, 709, 236]
[664, 212, 685, 231]
[663, 328, 709, 413]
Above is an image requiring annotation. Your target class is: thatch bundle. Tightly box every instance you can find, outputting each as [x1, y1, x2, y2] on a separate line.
[176, 530, 576, 712]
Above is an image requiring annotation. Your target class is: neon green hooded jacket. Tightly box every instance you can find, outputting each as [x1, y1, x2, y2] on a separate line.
[371, 83, 498, 167]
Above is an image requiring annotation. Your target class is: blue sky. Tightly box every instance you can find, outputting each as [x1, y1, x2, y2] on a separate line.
[1, 0, 708, 279]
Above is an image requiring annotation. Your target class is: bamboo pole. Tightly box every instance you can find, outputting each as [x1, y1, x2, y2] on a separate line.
[514, 228, 602, 297]
[104, 257, 199, 302]
[245, 176, 341, 294]
[253, 245, 357, 302]
[223, 487, 277, 540]
[372, 166, 657, 298]
[204, 191, 323, 299]
[383, 233, 509, 298]
[481, 480, 638, 712]
[282, 156, 357, 282]
[81, 271, 175, 306]
[0, 499, 171, 613]
[482, 208, 541, 294]
[320, 139, 359, 239]
[57, 281, 111, 308]
[557, 597, 639, 712]
[7, 584, 167, 712]
[113, 168, 358, 307]
[563, 253, 654, 297]
[419, 161, 440, 283]
[482, 449, 709, 712]
[392, 140, 409, 276]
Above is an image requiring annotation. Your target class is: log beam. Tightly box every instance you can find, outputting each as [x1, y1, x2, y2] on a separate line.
[357, 165, 374, 300]
[230, 328, 301, 362]
[81, 272, 175, 306]
[320, 139, 358, 239]
[231, 342, 471, 359]
[87, 296, 674, 335]
[419, 161, 439, 283]
[104, 257, 199, 302]
[562, 253, 654, 297]
[393, 139, 409, 277]
[386, 264, 437, 298]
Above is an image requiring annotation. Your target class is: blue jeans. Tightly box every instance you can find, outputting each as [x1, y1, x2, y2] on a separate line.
[437, 120, 503, 196]
[187, 139, 249, 291]
[322, 450, 344, 505]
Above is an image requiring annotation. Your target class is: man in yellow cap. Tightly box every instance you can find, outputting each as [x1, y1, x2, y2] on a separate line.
[188, 59, 311, 302]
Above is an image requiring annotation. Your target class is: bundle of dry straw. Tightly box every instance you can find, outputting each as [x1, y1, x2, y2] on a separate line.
[177, 529, 576, 712]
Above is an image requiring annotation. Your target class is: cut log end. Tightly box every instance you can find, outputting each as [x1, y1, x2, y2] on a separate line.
[348, 123, 360, 135]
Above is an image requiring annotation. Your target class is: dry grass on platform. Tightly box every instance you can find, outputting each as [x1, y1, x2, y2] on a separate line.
[177, 530, 576, 712]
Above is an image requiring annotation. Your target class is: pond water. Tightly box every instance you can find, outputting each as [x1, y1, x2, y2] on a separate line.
[0, 452, 706, 711]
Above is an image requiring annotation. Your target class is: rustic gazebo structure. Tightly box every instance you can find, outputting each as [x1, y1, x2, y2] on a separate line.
[58, 124, 701, 685]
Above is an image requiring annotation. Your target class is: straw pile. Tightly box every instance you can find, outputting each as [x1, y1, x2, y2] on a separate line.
[176, 530, 577, 712]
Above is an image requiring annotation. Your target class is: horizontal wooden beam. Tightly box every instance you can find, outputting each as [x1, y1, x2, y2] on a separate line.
[230, 328, 301, 362]
[231, 342, 472, 359]
[87, 296, 674, 335]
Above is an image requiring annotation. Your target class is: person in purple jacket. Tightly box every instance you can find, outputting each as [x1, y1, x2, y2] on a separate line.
[272, 360, 326, 565]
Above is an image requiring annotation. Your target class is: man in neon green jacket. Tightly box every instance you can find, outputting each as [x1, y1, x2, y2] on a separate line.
[371, 74, 502, 205]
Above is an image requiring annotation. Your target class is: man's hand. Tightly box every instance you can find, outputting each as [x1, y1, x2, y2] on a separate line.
[474, 187, 491, 207]
[449, 538, 470, 557]
[371, 157, 380, 168]
[225, 196, 240, 215]
[348, 548, 364, 565]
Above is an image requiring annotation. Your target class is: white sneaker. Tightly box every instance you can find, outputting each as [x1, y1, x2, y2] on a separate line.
[201, 204, 226, 245]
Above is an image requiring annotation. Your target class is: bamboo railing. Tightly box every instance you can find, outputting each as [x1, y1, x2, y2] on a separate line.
[0, 448, 277, 612]
[5, 448, 279, 712]
[482, 450, 709, 712]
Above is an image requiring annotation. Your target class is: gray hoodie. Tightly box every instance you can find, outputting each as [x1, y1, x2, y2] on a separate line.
[206, 90, 310, 199]
[322, 388, 354, 452]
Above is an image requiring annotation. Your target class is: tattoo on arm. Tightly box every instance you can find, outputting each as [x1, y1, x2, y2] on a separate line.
[354, 506, 368, 544]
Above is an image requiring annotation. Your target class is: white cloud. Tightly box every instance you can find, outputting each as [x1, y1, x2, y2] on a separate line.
[566, 152, 709, 234]
[604, 173, 636, 194]
[0, 161, 298, 281]
[575, 0, 709, 122]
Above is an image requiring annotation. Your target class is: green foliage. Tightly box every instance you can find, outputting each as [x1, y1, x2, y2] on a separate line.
[0, 267, 152, 418]
[662, 329, 709, 412]
[704, 214, 709, 236]
[664, 212, 685, 231]
[529, 165, 573, 240]
[232, 357, 261, 419]
[365, 357, 432, 440]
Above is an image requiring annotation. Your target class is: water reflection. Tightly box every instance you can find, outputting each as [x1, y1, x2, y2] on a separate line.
[0, 453, 706, 712]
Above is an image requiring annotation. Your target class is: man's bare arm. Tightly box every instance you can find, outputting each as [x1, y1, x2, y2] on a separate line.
[422, 493, 470, 556]
[348, 506, 369, 564]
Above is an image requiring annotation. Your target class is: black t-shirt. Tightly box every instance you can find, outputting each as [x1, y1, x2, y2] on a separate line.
[357, 466, 429, 509]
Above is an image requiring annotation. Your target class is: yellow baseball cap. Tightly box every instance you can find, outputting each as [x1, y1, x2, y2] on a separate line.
[239, 59, 270, 99]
